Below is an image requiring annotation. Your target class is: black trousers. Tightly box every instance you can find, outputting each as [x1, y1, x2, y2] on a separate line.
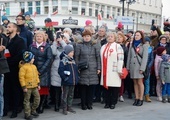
[80, 85, 95, 107]
[124, 74, 134, 97]
[105, 87, 119, 106]
[4, 69, 22, 113]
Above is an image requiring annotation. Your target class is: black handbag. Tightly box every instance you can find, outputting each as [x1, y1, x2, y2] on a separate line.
[78, 61, 88, 71]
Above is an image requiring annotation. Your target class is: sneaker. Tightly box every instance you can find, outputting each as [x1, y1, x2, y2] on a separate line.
[162, 99, 167, 103]
[157, 97, 162, 102]
[119, 96, 124, 102]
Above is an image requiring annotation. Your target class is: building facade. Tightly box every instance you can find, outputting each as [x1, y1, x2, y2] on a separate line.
[0, 0, 163, 32]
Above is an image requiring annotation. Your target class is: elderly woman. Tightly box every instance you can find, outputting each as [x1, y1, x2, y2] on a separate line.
[29, 31, 53, 113]
[75, 29, 101, 110]
[100, 32, 124, 109]
[127, 31, 149, 106]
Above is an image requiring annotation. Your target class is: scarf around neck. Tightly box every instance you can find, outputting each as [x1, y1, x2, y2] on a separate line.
[133, 40, 142, 47]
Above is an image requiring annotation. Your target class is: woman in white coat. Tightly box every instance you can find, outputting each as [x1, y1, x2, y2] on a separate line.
[100, 32, 124, 109]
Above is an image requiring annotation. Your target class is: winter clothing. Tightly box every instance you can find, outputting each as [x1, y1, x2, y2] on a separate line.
[51, 40, 67, 87]
[63, 28, 72, 35]
[1, 16, 8, 22]
[75, 40, 101, 85]
[0, 75, 4, 118]
[4, 34, 26, 116]
[154, 55, 163, 77]
[154, 43, 170, 55]
[44, 18, 52, 23]
[58, 54, 79, 86]
[25, 19, 35, 32]
[19, 63, 40, 89]
[159, 35, 168, 41]
[18, 24, 33, 48]
[150, 27, 162, 47]
[85, 20, 92, 26]
[127, 43, 149, 79]
[64, 45, 74, 55]
[29, 42, 53, 87]
[42, 27, 55, 42]
[100, 42, 124, 88]
[156, 47, 166, 56]
[82, 29, 92, 37]
[24, 12, 30, 16]
[23, 51, 34, 63]
[145, 36, 151, 42]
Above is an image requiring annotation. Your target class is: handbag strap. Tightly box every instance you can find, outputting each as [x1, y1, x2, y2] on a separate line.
[132, 45, 141, 66]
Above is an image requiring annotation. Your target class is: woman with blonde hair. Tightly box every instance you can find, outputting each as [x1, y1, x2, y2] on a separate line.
[29, 31, 53, 113]
[100, 32, 124, 109]
[117, 33, 128, 102]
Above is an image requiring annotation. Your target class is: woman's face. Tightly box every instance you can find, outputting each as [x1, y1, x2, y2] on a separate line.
[117, 35, 124, 43]
[107, 34, 115, 43]
[83, 35, 91, 42]
[160, 38, 167, 44]
[135, 32, 142, 40]
[36, 33, 44, 44]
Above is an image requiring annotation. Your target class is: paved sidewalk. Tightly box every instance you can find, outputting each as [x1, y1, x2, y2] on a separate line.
[3, 96, 169, 120]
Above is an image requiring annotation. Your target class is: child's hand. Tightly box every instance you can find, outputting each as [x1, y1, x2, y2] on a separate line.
[38, 86, 41, 90]
[23, 88, 28, 92]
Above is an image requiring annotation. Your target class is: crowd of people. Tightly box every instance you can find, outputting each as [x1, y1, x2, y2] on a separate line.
[0, 12, 170, 120]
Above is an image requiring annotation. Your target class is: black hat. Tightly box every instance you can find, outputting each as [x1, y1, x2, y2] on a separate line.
[44, 18, 52, 23]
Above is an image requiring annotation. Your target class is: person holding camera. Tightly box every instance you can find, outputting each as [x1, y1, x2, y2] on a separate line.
[58, 45, 79, 115]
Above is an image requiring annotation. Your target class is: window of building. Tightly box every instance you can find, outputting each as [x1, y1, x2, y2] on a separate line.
[44, 0, 49, 14]
[61, 0, 68, 14]
[20, 2, 25, 14]
[95, 4, 99, 17]
[112, 7, 115, 18]
[52, 0, 58, 12]
[155, 0, 157, 7]
[36, 1, 41, 14]
[28, 2, 33, 14]
[149, 0, 152, 5]
[72, 1, 78, 15]
[81, 1, 86, 15]
[5, 3, 10, 15]
[107, 6, 110, 19]
[89, 3, 92, 16]
[117, 8, 120, 16]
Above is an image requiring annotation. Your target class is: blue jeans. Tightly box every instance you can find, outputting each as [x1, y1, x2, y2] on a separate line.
[0, 74, 4, 118]
[162, 83, 170, 97]
[144, 74, 150, 95]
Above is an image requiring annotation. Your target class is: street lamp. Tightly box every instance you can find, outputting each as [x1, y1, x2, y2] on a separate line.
[96, 6, 103, 31]
[0, 3, 5, 25]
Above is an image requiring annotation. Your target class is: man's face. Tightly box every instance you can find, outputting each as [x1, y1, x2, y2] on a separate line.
[16, 17, 25, 25]
[98, 28, 106, 37]
[7, 23, 16, 35]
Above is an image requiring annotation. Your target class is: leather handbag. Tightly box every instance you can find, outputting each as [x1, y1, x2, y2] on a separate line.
[78, 61, 88, 71]
[120, 67, 128, 79]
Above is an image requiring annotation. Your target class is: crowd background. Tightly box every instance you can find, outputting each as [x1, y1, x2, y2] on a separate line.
[0, 11, 170, 120]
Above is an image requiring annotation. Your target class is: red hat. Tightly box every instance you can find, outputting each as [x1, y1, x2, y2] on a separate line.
[156, 47, 166, 56]
[85, 20, 92, 26]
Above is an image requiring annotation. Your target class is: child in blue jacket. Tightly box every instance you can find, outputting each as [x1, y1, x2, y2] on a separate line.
[58, 45, 79, 115]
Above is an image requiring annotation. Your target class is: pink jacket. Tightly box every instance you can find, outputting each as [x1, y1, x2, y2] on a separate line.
[154, 54, 162, 77]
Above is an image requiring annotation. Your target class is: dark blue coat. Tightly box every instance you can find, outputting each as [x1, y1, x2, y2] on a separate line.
[29, 42, 53, 87]
[147, 46, 154, 69]
[58, 55, 79, 86]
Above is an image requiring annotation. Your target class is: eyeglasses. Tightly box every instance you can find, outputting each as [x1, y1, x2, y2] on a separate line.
[15, 18, 23, 21]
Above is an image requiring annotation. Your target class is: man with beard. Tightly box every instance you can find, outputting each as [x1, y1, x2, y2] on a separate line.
[16, 15, 33, 48]
[94, 26, 107, 46]
[3, 22, 26, 118]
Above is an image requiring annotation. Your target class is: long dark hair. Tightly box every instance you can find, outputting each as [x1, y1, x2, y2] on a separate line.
[133, 30, 145, 44]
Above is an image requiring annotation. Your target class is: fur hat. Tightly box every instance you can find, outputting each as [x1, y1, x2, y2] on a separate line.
[162, 54, 170, 62]
[156, 47, 166, 56]
[2, 16, 8, 22]
[82, 29, 92, 37]
[85, 20, 92, 26]
[64, 45, 74, 55]
[23, 51, 34, 63]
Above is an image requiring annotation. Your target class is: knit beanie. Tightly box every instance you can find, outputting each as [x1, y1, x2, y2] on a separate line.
[85, 20, 92, 26]
[24, 11, 31, 16]
[82, 29, 92, 37]
[2, 16, 8, 22]
[162, 54, 170, 62]
[64, 45, 74, 55]
[23, 51, 34, 63]
[156, 47, 166, 56]
[144, 36, 151, 42]
[63, 28, 72, 35]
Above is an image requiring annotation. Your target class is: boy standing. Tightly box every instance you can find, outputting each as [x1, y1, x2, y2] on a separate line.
[19, 51, 40, 120]
[160, 54, 170, 103]
[58, 45, 79, 115]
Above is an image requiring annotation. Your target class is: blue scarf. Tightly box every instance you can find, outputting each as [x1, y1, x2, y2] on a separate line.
[133, 40, 142, 47]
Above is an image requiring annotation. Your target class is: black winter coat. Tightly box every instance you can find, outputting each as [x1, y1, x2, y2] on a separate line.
[0, 34, 9, 74]
[29, 42, 53, 87]
[58, 55, 79, 86]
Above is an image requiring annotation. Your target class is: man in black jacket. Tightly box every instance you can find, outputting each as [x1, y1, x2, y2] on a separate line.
[0, 25, 9, 120]
[4, 22, 26, 118]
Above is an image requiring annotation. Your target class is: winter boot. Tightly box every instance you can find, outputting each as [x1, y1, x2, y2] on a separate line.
[168, 97, 170, 103]
[37, 95, 46, 114]
[162, 96, 167, 103]
[145, 95, 152, 102]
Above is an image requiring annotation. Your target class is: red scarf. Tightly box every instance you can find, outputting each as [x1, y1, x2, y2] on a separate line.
[102, 43, 111, 89]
